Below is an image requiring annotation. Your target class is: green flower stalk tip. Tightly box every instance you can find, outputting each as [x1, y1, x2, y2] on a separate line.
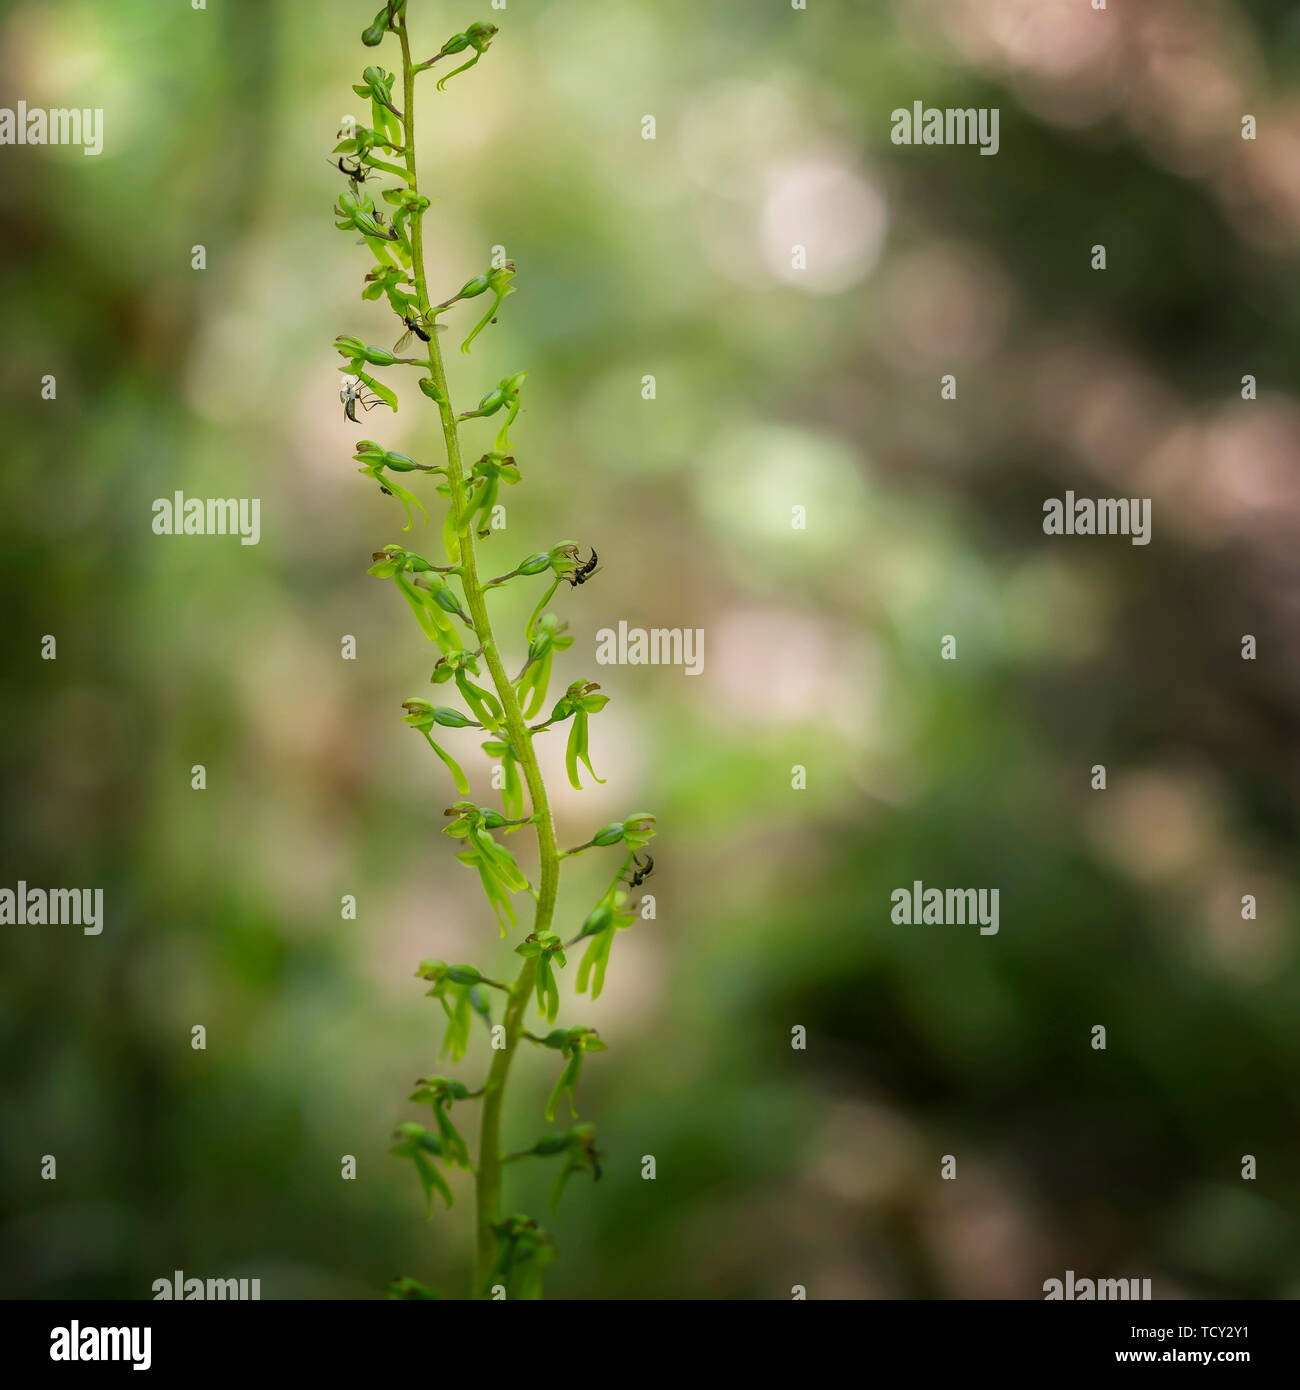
[330, 5, 654, 1299]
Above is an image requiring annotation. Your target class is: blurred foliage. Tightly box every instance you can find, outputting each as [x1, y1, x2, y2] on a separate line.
[1, 0, 1298, 1298]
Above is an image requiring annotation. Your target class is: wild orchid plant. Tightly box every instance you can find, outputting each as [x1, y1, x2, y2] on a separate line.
[332, 2, 655, 1300]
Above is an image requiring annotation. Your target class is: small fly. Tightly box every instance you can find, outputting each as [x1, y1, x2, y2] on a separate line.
[340, 376, 381, 424]
[392, 309, 445, 355]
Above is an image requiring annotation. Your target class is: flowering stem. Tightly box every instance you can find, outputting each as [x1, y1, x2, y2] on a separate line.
[396, 15, 561, 1300]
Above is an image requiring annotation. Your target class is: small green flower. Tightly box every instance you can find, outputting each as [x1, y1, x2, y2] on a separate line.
[420, 22, 500, 91]
[438, 802, 530, 934]
[507, 1121, 603, 1211]
[516, 613, 574, 719]
[415, 962, 484, 1061]
[334, 191, 398, 242]
[353, 65, 402, 118]
[572, 887, 639, 999]
[390, 1121, 453, 1216]
[545, 680, 610, 789]
[408, 1074, 473, 1169]
[400, 700, 477, 794]
[514, 932, 567, 1022]
[384, 1275, 437, 1299]
[458, 371, 528, 453]
[485, 1214, 555, 1300]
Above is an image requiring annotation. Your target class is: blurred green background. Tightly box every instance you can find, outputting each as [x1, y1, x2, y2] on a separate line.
[3, 0, 1300, 1299]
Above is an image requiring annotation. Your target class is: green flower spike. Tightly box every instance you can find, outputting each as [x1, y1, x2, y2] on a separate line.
[331, 4, 657, 1300]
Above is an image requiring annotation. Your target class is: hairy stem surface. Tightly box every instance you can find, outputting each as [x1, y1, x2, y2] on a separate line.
[398, 17, 561, 1299]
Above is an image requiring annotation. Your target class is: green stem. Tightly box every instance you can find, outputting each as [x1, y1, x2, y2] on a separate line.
[397, 16, 562, 1301]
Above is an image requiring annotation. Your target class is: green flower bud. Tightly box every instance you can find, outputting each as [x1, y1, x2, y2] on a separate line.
[419, 378, 447, 404]
[578, 902, 614, 938]
[382, 451, 422, 472]
[591, 823, 626, 847]
[415, 574, 463, 616]
[444, 964, 481, 986]
[421, 1076, 471, 1101]
[517, 552, 551, 575]
[456, 274, 490, 301]
[433, 707, 476, 728]
[355, 66, 401, 115]
[334, 336, 396, 367]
